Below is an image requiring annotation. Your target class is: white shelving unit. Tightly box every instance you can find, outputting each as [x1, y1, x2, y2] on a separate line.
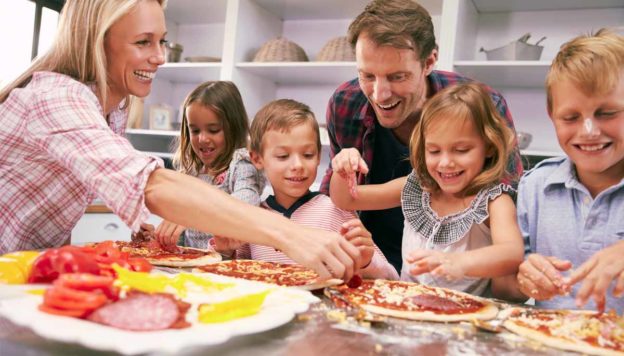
[446, 0, 624, 156]
[133, 0, 623, 159]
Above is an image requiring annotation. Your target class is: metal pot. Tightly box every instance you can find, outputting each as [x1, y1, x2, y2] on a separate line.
[165, 42, 183, 63]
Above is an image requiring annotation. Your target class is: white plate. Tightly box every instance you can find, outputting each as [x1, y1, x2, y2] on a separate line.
[0, 277, 318, 355]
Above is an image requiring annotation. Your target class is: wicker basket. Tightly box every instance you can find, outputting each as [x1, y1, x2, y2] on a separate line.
[316, 36, 355, 61]
[253, 37, 309, 62]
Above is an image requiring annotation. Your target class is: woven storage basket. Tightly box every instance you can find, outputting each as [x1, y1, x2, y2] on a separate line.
[253, 37, 309, 62]
[316, 36, 355, 61]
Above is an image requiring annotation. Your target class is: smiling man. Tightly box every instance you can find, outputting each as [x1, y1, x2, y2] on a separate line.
[320, 0, 523, 272]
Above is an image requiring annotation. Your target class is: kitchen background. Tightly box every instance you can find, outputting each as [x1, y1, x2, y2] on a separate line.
[2, 0, 623, 243]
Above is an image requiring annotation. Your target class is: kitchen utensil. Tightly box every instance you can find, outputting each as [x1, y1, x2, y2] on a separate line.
[480, 34, 545, 60]
[517, 131, 533, 150]
[184, 56, 220, 63]
[165, 42, 183, 63]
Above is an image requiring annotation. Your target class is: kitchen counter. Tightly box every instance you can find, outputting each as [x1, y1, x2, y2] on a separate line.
[0, 295, 574, 356]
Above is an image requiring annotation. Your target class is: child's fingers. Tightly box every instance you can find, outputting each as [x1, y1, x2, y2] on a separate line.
[406, 249, 433, 263]
[566, 257, 598, 287]
[346, 237, 373, 248]
[409, 264, 430, 276]
[546, 256, 573, 271]
[342, 227, 371, 242]
[614, 271, 624, 298]
[520, 255, 561, 296]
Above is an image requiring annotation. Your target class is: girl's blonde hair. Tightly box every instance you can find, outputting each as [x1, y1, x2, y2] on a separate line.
[175, 81, 249, 175]
[0, 0, 166, 107]
[249, 99, 320, 155]
[546, 28, 624, 115]
[410, 82, 516, 196]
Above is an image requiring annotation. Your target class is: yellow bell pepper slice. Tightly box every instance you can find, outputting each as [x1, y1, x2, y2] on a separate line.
[0, 258, 26, 284]
[112, 265, 233, 297]
[198, 290, 270, 323]
[1, 251, 40, 277]
[173, 273, 233, 296]
[113, 264, 181, 294]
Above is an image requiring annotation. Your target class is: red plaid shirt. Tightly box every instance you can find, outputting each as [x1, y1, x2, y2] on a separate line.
[0, 72, 163, 252]
[320, 71, 523, 193]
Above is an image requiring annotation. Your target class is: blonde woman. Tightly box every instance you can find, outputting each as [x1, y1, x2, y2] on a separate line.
[0, 0, 361, 280]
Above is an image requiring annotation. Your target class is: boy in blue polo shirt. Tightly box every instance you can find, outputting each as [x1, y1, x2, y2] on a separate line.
[494, 28, 624, 312]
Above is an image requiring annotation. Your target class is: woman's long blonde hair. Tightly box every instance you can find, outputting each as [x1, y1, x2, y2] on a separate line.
[410, 82, 516, 196]
[0, 0, 166, 108]
[174, 81, 249, 176]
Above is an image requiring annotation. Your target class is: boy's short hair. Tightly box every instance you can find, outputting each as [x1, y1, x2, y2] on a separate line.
[546, 28, 624, 114]
[249, 99, 321, 154]
[347, 0, 437, 63]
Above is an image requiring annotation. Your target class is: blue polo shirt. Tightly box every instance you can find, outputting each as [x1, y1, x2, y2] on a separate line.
[517, 156, 624, 312]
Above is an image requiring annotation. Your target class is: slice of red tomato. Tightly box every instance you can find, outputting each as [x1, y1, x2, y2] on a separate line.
[56, 273, 114, 290]
[127, 257, 153, 273]
[44, 286, 107, 311]
[55, 273, 119, 300]
[38, 304, 89, 318]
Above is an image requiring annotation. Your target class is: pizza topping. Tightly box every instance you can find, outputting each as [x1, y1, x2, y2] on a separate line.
[329, 280, 487, 316]
[346, 274, 363, 288]
[198, 290, 269, 323]
[196, 260, 321, 287]
[87, 292, 188, 331]
[407, 294, 463, 312]
[506, 309, 624, 352]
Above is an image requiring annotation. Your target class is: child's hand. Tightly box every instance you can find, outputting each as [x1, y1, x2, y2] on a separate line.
[407, 250, 465, 282]
[212, 236, 244, 256]
[154, 220, 185, 247]
[517, 254, 572, 301]
[131, 223, 155, 242]
[332, 148, 369, 180]
[563, 240, 624, 312]
[340, 219, 373, 268]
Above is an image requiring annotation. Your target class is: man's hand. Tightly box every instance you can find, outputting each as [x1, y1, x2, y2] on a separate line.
[340, 219, 373, 269]
[564, 240, 624, 312]
[517, 254, 572, 301]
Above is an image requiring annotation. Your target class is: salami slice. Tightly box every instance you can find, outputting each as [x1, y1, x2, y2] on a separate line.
[87, 292, 181, 331]
[407, 294, 463, 313]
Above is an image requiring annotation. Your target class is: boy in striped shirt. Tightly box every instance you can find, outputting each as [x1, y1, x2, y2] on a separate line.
[214, 99, 398, 280]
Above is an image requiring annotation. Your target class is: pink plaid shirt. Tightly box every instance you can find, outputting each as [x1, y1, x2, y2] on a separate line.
[0, 72, 163, 253]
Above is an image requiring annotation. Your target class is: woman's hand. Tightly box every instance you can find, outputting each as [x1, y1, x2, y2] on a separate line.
[564, 240, 624, 312]
[407, 250, 465, 282]
[517, 253, 572, 301]
[153, 220, 185, 247]
[280, 226, 362, 281]
[340, 219, 374, 269]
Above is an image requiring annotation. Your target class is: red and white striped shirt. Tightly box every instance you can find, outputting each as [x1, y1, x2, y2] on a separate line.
[236, 193, 399, 280]
[0, 72, 163, 252]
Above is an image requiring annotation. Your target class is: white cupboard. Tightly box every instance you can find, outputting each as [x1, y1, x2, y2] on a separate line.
[131, 0, 623, 158]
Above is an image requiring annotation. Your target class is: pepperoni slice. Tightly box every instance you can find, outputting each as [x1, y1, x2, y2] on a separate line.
[87, 292, 181, 331]
[346, 274, 363, 288]
[407, 294, 463, 312]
